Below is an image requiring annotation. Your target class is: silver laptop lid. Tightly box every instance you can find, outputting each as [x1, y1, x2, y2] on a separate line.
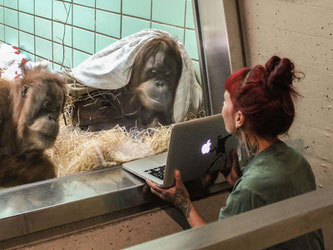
[162, 114, 238, 187]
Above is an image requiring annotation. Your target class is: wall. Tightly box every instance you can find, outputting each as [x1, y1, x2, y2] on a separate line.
[0, 0, 200, 76]
[238, 0, 333, 188]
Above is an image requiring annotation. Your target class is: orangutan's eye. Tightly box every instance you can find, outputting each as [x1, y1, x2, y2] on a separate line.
[21, 85, 29, 97]
[44, 101, 51, 109]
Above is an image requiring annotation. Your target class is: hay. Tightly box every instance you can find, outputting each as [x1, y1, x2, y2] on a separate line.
[61, 71, 131, 127]
[50, 72, 206, 177]
[46, 124, 172, 177]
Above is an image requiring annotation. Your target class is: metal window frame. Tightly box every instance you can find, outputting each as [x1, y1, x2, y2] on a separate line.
[193, 0, 245, 115]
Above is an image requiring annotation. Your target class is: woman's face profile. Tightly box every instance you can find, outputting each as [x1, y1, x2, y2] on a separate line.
[222, 91, 237, 134]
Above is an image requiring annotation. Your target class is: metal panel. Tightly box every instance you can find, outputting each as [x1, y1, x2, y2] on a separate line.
[193, 0, 245, 115]
[0, 166, 146, 241]
[0, 165, 229, 242]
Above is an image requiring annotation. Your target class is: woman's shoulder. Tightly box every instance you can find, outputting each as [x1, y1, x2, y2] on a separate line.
[236, 141, 316, 200]
[237, 167, 290, 194]
[249, 141, 311, 173]
[273, 141, 309, 163]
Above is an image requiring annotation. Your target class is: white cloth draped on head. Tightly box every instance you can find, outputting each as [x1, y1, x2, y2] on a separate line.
[70, 29, 202, 123]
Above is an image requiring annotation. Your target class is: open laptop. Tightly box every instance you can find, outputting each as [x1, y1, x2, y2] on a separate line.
[122, 114, 238, 187]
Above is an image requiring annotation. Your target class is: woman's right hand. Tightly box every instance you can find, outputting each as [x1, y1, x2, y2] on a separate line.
[146, 169, 206, 228]
[146, 170, 192, 218]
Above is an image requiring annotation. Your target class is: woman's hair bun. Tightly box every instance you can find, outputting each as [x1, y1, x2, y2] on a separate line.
[265, 56, 295, 97]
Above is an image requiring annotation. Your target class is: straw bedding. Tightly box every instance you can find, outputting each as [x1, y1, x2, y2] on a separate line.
[46, 123, 173, 177]
[45, 74, 205, 178]
[46, 110, 205, 177]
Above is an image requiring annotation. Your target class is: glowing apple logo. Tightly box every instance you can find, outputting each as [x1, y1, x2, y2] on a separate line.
[201, 139, 212, 155]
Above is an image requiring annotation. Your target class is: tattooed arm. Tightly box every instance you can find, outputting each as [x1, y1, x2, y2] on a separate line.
[146, 170, 206, 228]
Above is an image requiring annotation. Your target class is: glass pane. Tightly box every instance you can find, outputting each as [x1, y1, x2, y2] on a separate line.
[0, 0, 208, 185]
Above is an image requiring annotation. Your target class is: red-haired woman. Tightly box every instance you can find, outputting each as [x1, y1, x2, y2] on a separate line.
[146, 56, 324, 249]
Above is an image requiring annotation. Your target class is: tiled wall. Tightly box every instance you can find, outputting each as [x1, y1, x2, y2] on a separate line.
[0, 0, 200, 76]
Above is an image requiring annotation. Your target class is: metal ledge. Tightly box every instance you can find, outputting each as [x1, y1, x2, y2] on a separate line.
[0, 166, 147, 241]
[0, 165, 230, 242]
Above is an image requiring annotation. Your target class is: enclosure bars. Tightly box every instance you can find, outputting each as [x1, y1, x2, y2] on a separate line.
[126, 185, 333, 250]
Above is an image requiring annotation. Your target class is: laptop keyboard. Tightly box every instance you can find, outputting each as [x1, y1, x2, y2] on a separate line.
[145, 166, 166, 180]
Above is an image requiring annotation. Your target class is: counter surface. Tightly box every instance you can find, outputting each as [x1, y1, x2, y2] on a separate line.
[0, 166, 147, 241]
[0, 165, 228, 242]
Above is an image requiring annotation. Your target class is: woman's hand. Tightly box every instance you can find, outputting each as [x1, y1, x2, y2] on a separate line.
[146, 169, 206, 228]
[146, 170, 192, 218]
[224, 150, 242, 186]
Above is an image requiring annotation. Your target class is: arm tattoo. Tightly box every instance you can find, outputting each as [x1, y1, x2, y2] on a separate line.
[244, 133, 259, 158]
[165, 190, 192, 218]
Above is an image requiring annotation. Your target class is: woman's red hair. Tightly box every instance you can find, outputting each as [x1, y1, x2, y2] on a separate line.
[225, 56, 301, 138]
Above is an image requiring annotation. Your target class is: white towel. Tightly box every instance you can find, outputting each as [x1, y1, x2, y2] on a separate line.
[70, 29, 202, 122]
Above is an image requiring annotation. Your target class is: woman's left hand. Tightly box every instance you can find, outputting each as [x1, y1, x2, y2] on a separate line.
[146, 169, 192, 218]
[226, 150, 242, 186]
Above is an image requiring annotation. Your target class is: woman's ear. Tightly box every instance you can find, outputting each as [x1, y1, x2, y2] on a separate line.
[235, 111, 245, 130]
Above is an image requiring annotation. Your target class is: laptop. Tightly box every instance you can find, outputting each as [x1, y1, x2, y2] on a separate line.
[122, 114, 238, 187]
